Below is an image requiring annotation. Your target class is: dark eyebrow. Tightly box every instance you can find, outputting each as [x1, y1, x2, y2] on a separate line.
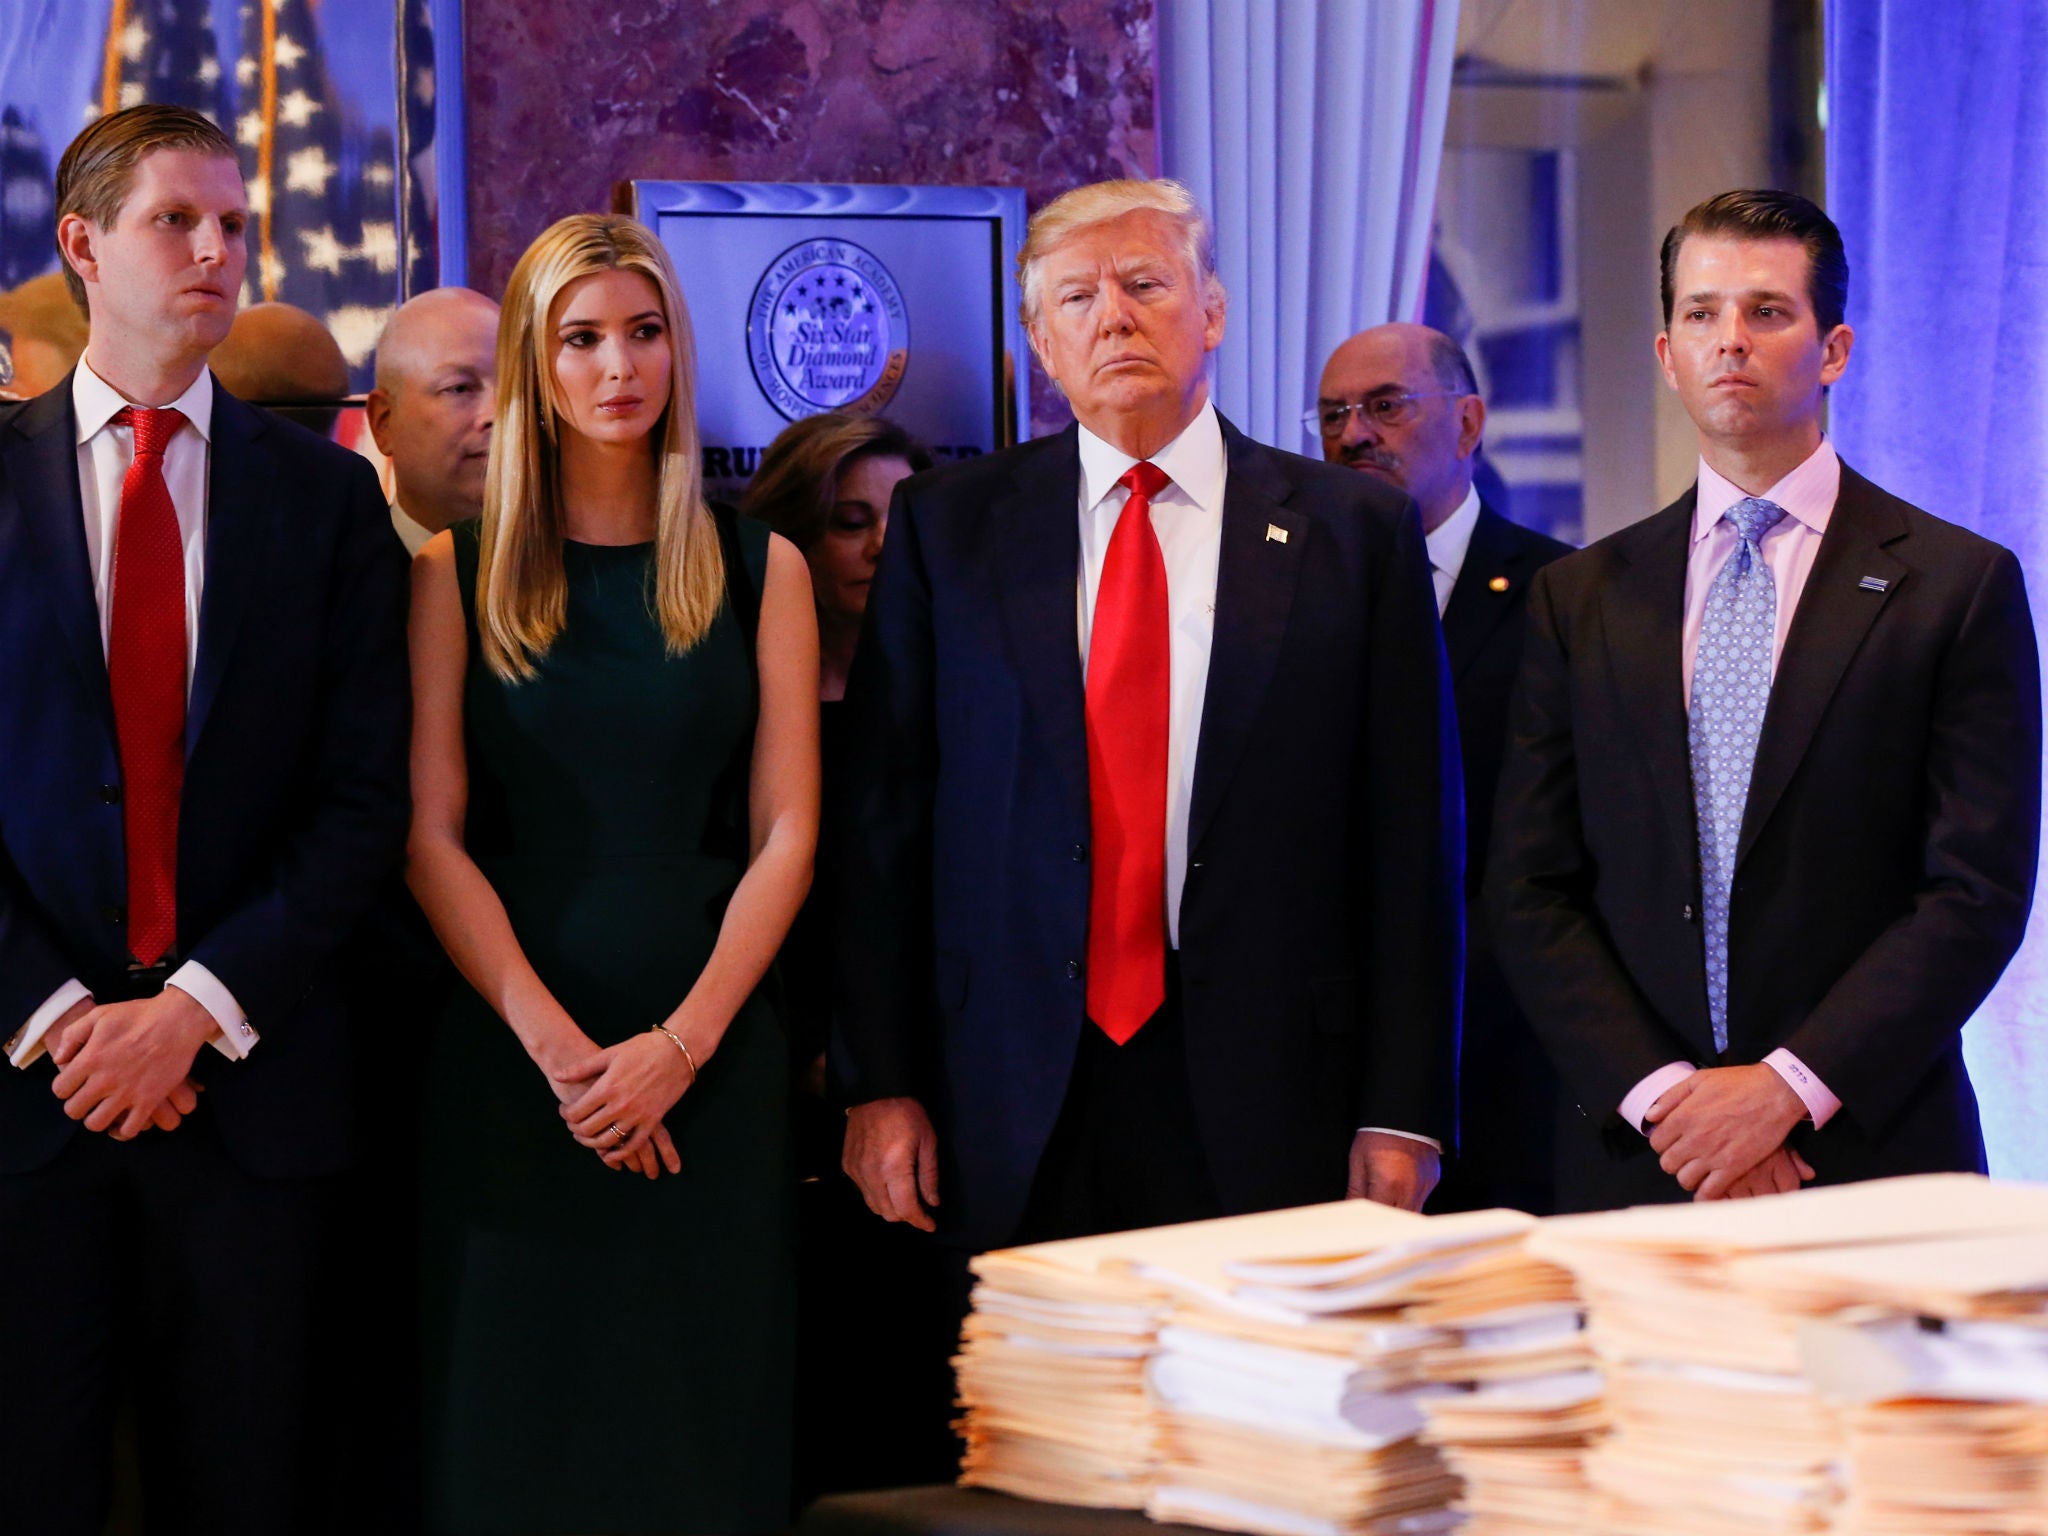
[556, 309, 664, 330]
[1681, 287, 1800, 307]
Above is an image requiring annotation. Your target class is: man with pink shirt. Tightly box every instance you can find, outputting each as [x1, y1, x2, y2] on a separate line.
[1488, 189, 2039, 1210]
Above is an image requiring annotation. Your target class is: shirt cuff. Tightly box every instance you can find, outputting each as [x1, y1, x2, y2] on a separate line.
[1356, 1126, 1445, 1155]
[6, 979, 94, 1068]
[1619, 1061, 1698, 1135]
[1764, 1048, 1840, 1129]
[167, 963, 259, 1060]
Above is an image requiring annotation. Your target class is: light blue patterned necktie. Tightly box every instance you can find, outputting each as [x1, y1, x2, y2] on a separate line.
[1688, 495, 1786, 1053]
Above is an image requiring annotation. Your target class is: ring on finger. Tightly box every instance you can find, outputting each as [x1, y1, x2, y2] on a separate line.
[609, 1121, 630, 1145]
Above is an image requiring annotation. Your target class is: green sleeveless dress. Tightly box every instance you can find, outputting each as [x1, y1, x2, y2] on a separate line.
[420, 518, 793, 1535]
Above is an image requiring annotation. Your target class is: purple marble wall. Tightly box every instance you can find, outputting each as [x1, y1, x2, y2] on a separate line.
[463, 0, 1157, 434]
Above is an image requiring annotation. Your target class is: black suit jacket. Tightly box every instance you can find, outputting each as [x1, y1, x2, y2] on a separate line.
[1433, 506, 1571, 1212]
[830, 415, 1464, 1249]
[0, 375, 411, 1178]
[1486, 465, 2040, 1211]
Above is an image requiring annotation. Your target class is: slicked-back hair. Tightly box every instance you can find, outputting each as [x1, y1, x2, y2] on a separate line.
[1016, 177, 1226, 327]
[54, 103, 239, 312]
[1660, 189, 1849, 334]
[740, 410, 933, 554]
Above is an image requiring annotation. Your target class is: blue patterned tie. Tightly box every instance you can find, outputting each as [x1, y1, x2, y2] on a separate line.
[1688, 496, 1785, 1054]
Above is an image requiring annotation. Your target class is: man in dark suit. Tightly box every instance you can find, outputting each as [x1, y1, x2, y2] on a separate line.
[1488, 189, 2039, 1213]
[832, 178, 1462, 1253]
[1314, 322, 1571, 1214]
[0, 106, 409, 1534]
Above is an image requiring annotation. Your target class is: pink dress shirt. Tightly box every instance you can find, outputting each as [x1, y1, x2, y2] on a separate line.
[1618, 439, 1844, 1135]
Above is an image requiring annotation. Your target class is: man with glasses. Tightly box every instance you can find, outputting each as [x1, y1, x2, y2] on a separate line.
[1314, 322, 1571, 1214]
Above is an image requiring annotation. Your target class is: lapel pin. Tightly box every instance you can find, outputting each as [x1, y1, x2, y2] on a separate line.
[1266, 524, 1289, 544]
[1488, 575, 1510, 593]
[1858, 575, 1890, 593]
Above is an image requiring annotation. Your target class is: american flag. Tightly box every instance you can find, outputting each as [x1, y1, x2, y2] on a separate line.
[232, 0, 397, 389]
[0, 107, 57, 290]
[95, 0, 225, 125]
[399, 0, 439, 297]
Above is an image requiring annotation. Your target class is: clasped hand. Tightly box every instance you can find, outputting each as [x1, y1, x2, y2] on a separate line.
[552, 1031, 692, 1180]
[1644, 1063, 1815, 1201]
[48, 989, 210, 1138]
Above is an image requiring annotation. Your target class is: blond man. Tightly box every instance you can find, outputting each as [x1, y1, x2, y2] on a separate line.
[832, 178, 1461, 1253]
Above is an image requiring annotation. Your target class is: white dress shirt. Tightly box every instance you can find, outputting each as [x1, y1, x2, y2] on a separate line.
[390, 501, 436, 557]
[1423, 485, 1482, 618]
[1076, 405, 1228, 950]
[5, 359, 257, 1069]
[1074, 403, 1437, 1154]
[1617, 436, 1843, 1135]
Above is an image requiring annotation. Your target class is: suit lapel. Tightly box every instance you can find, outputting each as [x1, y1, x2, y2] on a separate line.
[1601, 497, 1698, 868]
[1187, 420, 1304, 855]
[993, 426, 1090, 816]
[2, 379, 115, 742]
[1441, 505, 1520, 681]
[1735, 464, 1906, 869]
[187, 381, 273, 755]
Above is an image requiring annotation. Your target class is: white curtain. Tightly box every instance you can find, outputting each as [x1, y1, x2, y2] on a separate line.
[1157, 0, 1462, 452]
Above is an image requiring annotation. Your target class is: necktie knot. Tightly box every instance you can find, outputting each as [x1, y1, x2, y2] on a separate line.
[1724, 495, 1784, 548]
[116, 406, 184, 459]
[1119, 460, 1171, 503]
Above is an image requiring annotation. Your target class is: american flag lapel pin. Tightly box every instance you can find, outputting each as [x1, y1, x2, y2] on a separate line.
[1858, 575, 1890, 593]
[1266, 524, 1289, 544]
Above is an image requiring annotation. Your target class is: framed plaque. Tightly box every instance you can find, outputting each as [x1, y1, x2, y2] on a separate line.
[621, 180, 1030, 500]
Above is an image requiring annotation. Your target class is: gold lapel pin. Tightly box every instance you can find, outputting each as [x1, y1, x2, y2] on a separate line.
[1266, 524, 1289, 544]
[1488, 575, 1510, 592]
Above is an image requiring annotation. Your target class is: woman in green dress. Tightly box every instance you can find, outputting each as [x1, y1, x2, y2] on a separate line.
[407, 213, 819, 1535]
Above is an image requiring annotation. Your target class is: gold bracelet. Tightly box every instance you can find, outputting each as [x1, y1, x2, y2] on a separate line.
[652, 1024, 698, 1086]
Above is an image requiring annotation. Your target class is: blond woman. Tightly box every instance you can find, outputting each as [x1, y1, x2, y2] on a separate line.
[407, 214, 818, 1534]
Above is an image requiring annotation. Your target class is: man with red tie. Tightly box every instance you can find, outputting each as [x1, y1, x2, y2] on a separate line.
[0, 106, 409, 1534]
[832, 178, 1461, 1250]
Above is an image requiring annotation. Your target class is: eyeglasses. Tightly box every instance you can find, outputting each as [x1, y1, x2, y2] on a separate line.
[1302, 391, 1466, 437]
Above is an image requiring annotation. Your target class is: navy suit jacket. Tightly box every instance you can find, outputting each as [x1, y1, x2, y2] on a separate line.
[0, 375, 410, 1178]
[829, 415, 1464, 1249]
[1488, 465, 2040, 1210]
[1433, 505, 1571, 1212]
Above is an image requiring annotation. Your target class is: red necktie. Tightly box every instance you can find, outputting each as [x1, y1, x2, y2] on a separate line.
[1085, 461, 1173, 1044]
[108, 406, 187, 966]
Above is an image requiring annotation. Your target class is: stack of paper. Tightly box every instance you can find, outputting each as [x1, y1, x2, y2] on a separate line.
[1377, 1234, 1605, 1535]
[955, 1232, 1173, 1507]
[1832, 1397, 2048, 1535]
[1528, 1174, 2048, 1536]
[1764, 1229, 2048, 1536]
[1136, 1208, 1547, 1536]
[956, 1200, 1437, 1513]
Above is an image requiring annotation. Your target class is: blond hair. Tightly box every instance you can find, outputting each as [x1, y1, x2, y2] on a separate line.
[478, 213, 723, 681]
[1016, 178, 1226, 326]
